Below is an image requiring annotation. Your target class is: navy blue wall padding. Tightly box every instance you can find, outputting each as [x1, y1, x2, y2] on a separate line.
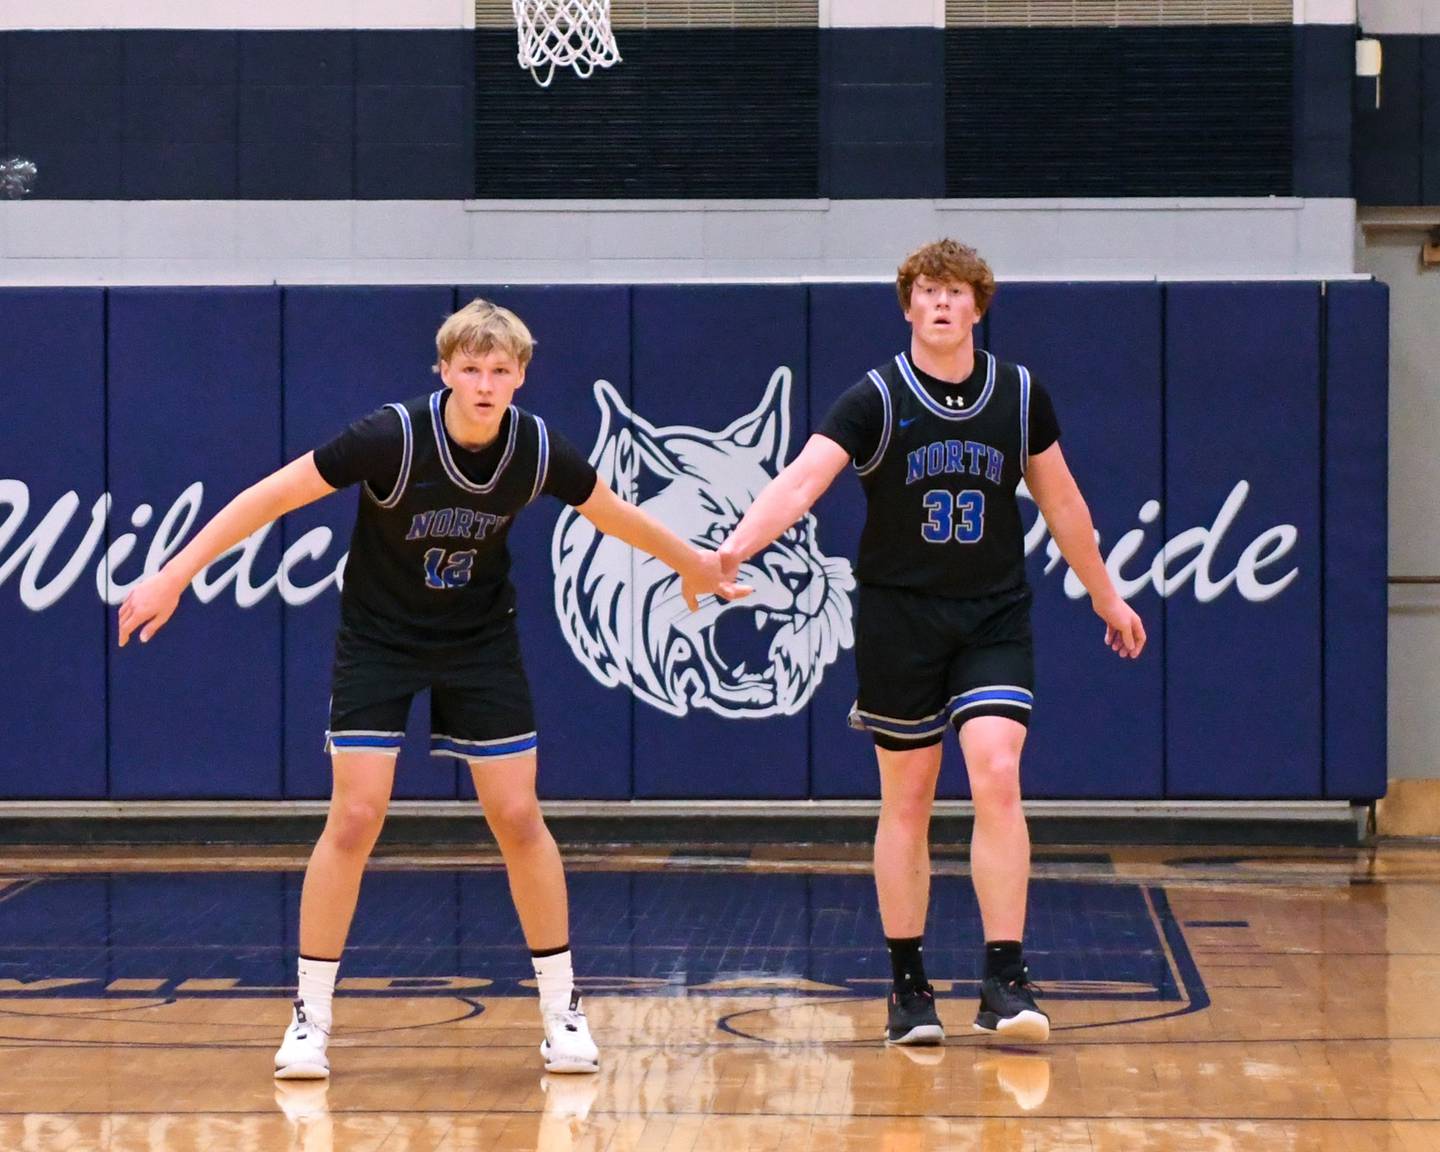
[1354, 35, 1423, 206]
[629, 286, 811, 798]
[806, 283, 912, 798]
[1322, 281, 1389, 799]
[1163, 283, 1323, 798]
[279, 286, 458, 799]
[106, 289, 284, 798]
[0, 281, 1389, 801]
[454, 285, 634, 801]
[0, 291, 107, 797]
[987, 283, 1165, 798]
[825, 28, 944, 199]
[1293, 23, 1353, 198]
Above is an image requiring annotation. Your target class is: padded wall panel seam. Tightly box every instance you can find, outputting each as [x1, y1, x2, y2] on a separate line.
[1321, 280, 1388, 800]
[279, 286, 460, 799]
[106, 288, 284, 799]
[1162, 282, 1322, 799]
[452, 284, 634, 801]
[629, 285, 812, 798]
[0, 290, 107, 798]
[986, 283, 1165, 799]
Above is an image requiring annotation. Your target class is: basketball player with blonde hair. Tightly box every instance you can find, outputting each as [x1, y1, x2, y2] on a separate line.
[120, 298, 749, 1078]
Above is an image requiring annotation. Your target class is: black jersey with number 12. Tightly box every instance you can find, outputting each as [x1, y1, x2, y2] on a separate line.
[317, 391, 565, 649]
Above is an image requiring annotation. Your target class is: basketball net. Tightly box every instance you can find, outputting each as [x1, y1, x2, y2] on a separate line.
[512, 0, 621, 87]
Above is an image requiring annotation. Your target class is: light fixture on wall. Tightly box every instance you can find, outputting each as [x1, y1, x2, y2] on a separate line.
[1356, 38, 1383, 110]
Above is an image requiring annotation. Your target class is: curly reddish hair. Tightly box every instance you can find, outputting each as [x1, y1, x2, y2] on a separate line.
[895, 239, 996, 315]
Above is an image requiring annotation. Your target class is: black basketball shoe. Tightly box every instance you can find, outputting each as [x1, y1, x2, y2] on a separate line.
[886, 982, 945, 1045]
[973, 963, 1050, 1043]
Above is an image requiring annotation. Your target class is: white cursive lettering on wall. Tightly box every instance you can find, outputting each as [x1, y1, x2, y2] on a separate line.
[1, 480, 349, 612]
[1021, 480, 1299, 603]
[277, 526, 342, 606]
[2, 477, 1299, 612]
[0, 482, 109, 611]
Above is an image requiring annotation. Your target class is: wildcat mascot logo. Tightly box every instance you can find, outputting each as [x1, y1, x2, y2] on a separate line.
[552, 368, 856, 719]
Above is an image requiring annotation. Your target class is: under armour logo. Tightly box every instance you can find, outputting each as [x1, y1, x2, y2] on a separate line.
[943, 395, 966, 408]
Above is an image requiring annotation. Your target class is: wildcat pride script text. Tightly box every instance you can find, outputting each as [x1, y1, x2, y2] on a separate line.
[1, 477, 1298, 612]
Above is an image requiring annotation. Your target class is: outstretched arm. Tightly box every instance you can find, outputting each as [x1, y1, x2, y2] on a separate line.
[1024, 442, 1145, 658]
[717, 434, 850, 574]
[575, 481, 750, 611]
[118, 453, 336, 646]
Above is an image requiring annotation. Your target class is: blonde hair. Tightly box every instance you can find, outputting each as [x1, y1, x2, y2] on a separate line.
[895, 239, 996, 315]
[434, 298, 535, 370]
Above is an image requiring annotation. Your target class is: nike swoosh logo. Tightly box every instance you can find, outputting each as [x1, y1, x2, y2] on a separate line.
[899, 417, 917, 428]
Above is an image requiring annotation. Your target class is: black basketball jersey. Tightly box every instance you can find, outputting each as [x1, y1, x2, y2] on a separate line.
[338, 390, 552, 648]
[854, 350, 1033, 600]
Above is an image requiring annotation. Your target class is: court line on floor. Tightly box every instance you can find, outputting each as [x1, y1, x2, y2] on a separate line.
[0, 1108, 1436, 1124]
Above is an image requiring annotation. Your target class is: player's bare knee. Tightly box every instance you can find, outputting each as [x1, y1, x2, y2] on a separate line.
[881, 792, 935, 837]
[968, 756, 1022, 813]
[485, 799, 547, 848]
[325, 799, 387, 854]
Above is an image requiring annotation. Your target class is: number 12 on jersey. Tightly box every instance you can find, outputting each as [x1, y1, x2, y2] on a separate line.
[423, 548, 476, 589]
[921, 489, 985, 544]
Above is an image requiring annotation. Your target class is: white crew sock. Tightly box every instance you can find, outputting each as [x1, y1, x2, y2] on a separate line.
[532, 948, 575, 1015]
[297, 956, 340, 1031]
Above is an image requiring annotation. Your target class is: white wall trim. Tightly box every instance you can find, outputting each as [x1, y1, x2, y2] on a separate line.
[819, 0, 945, 28]
[0, 197, 1358, 285]
[1295, 0, 1357, 24]
[1356, 0, 1436, 34]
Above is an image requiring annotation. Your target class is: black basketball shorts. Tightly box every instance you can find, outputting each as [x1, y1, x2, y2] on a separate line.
[848, 583, 1035, 751]
[325, 624, 537, 761]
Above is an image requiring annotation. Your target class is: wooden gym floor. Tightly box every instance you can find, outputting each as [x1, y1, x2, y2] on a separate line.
[0, 840, 1437, 1151]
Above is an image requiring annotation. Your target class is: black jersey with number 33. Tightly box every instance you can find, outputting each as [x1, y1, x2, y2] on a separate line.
[339, 391, 552, 647]
[854, 351, 1034, 599]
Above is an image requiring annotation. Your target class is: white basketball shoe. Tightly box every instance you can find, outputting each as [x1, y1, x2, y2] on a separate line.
[274, 998, 331, 1080]
[540, 991, 599, 1074]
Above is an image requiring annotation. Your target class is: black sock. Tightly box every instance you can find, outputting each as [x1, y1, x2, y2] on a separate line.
[984, 940, 1024, 979]
[886, 936, 927, 990]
